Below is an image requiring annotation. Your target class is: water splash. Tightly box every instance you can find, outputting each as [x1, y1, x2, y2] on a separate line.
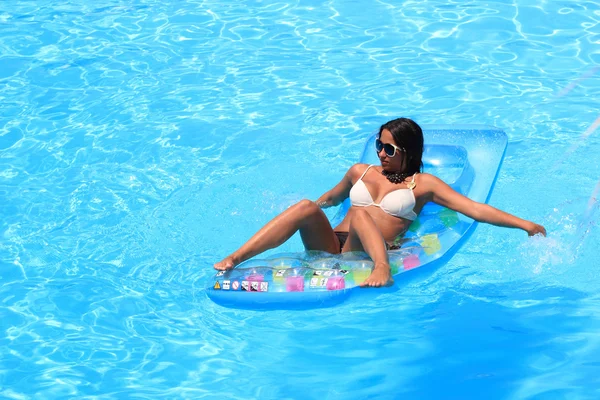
[516, 192, 600, 278]
[517, 234, 574, 276]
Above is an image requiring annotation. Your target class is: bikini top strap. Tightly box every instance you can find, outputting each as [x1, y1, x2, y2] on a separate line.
[407, 172, 418, 190]
[358, 164, 375, 181]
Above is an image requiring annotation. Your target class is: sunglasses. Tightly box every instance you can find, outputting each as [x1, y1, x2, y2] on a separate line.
[375, 139, 406, 157]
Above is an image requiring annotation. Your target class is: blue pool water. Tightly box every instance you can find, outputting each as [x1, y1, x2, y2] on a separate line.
[1, 0, 600, 398]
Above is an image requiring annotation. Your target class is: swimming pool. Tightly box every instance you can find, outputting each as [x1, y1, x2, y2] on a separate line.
[1, 0, 599, 398]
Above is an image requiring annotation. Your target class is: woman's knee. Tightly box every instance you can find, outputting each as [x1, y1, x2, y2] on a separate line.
[294, 199, 321, 217]
[350, 208, 371, 226]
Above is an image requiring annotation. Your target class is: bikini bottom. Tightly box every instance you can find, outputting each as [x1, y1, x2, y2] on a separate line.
[334, 231, 349, 253]
[334, 231, 401, 252]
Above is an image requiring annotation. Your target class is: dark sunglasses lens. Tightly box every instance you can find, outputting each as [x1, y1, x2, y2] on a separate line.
[384, 144, 395, 157]
[375, 139, 395, 157]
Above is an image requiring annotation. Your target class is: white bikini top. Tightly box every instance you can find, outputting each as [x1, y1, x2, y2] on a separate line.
[349, 165, 418, 220]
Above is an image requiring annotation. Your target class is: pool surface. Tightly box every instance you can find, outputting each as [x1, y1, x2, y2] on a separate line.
[1, 1, 600, 398]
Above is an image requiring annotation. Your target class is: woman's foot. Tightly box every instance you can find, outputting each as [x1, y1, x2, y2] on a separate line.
[360, 262, 394, 288]
[214, 254, 239, 271]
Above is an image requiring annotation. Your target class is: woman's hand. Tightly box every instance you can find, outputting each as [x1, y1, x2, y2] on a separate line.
[526, 222, 547, 237]
[316, 200, 330, 209]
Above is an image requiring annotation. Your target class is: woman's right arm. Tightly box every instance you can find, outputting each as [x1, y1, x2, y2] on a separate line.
[315, 164, 365, 208]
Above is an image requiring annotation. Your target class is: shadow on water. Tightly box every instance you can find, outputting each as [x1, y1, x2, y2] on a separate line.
[390, 284, 600, 400]
[190, 281, 600, 400]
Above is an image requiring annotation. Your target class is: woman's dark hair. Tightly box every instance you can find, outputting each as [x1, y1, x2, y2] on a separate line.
[378, 117, 424, 174]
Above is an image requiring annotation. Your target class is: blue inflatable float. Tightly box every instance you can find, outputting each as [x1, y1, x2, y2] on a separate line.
[207, 125, 508, 309]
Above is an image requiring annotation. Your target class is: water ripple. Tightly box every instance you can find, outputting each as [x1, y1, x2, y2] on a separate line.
[1, 0, 600, 397]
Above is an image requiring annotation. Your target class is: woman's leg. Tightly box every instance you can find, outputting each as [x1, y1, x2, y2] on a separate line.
[214, 199, 339, 270]
[343, 209, 394, 287]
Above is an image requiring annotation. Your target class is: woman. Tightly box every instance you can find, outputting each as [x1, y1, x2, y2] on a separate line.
[214, 118, 546, 287]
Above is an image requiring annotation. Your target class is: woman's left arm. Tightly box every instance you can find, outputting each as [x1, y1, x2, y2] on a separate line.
[422, 174, 546, 236]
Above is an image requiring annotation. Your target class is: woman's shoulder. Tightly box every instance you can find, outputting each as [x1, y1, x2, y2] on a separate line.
[415, 173, 446, 189]
[347, 163, 372, 179]
[415, 172, 432, 180]
[415, 172, 439, 181]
